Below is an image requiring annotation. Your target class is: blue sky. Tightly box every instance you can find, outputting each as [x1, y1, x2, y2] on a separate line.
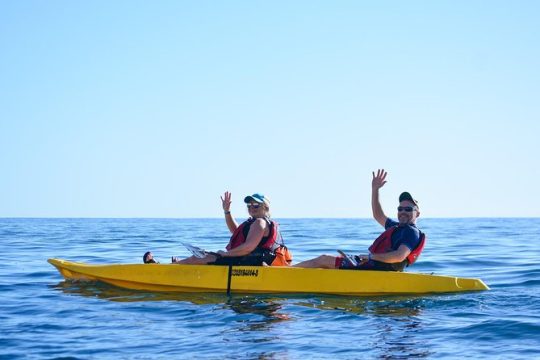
[1, 1, 539, 218]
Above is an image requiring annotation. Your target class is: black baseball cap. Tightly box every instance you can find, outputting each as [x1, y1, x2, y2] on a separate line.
[399, 192, 419, 207]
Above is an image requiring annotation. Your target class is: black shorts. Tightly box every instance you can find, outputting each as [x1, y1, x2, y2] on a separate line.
[337, 257, 407, 272]
[208, 251, 276, 266]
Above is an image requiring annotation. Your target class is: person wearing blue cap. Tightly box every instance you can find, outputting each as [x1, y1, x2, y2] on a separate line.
[167, 192, 290, 266]
[294, 169, 426, 271]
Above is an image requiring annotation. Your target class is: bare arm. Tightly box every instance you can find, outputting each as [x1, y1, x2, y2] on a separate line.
[218, 218, 266, 257]
[370, 245, 411, 263]
[371, 169, 388, 227]
[221, 191, 239, 233]
[356, 244, 412, 264]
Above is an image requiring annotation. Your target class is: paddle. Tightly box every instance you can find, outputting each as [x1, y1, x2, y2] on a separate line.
[180, 242, 220, 259]
[337, 250, 359, 267]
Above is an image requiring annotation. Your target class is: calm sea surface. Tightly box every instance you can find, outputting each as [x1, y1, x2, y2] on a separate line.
[1, 218, 539, 359]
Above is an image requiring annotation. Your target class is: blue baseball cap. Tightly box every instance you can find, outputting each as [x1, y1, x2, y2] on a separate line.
[244, 193, 270, 204]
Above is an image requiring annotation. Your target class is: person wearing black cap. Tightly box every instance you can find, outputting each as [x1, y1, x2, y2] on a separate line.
[167, 192, 287, 266]
[295, 169, 425, 271]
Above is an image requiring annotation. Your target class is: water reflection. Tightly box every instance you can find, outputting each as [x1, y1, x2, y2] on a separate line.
[52, 280, 292, 358]
[52, 280, 229, 304]
[293, 296, 432, 358]
[219, 296, 291, 354]
[52, 280, 291, 316]
[52, 280, 427, 314]
[225, 297, 291, 323]
[367, 300, 432, 359]
[52, 280, 432, 359]
[294, 295, 425, 315]
[368, 317, 432, 359]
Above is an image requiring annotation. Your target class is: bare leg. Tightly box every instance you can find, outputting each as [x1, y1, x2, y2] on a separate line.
[173, 254, 218, 265]
[293, 255, 337, 269]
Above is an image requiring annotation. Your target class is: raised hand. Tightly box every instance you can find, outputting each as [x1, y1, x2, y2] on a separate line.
[221, 191, 232, 212]
[372, 169, 388, 190]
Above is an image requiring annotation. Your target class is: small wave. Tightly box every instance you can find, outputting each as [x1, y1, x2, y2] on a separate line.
[458, 319, 540, 340]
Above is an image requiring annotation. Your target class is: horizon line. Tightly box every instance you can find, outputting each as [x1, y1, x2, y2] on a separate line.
[1, 216, 538, 220]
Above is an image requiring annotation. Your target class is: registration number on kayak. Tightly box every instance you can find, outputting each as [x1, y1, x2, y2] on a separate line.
[231, 269, 259, 277]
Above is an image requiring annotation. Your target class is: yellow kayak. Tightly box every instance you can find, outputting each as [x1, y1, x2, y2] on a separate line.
[48, 258, 489, 296]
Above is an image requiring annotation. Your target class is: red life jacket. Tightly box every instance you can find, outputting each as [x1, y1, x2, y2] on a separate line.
[368, 226, 426, 265]
[226, 218, 278, 251]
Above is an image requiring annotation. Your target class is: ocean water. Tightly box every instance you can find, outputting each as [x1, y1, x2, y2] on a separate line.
[1, 218, 539, 359]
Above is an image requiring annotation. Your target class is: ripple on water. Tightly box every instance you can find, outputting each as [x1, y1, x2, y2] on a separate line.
[1, 218, 540, 359]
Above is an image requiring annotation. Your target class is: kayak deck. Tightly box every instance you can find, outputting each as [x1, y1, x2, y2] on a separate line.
[48, 258, 489, 296]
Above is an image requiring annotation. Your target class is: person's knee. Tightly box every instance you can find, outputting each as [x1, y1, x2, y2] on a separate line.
[316, 254, 336, 268]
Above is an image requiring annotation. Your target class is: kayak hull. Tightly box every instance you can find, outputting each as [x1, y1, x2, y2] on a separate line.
[48, 258, 489, 296]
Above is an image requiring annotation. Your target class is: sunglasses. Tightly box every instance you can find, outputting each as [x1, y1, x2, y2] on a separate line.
[247, 203, 261, 209]
[397, 206, 415, 212]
